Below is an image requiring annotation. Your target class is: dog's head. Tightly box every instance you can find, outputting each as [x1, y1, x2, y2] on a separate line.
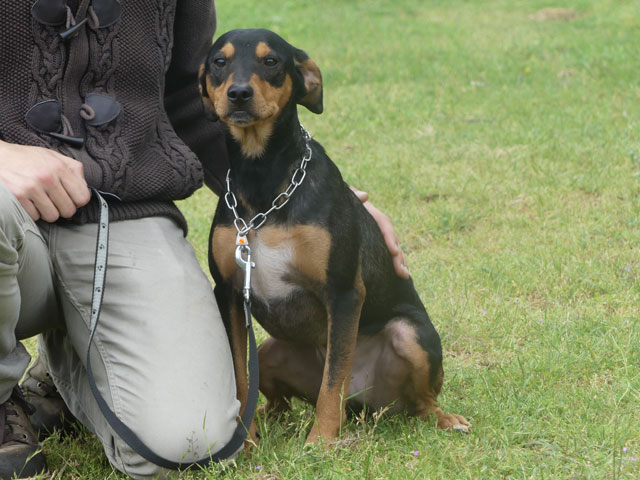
[199, 29, 323, 157]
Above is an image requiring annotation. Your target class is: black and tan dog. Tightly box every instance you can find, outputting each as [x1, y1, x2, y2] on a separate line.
[200, 29, 470, 444]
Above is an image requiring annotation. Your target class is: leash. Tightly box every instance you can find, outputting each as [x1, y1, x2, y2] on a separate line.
[85, 188, 260, 470]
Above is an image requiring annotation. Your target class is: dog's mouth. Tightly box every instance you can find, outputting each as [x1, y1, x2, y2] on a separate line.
[224, 110, 257, 126]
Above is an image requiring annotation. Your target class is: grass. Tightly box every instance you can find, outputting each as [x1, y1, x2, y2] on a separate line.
[24, 0, 640, 478]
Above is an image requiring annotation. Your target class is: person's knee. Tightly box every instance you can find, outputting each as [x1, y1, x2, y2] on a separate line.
[110, 399, 241, 478]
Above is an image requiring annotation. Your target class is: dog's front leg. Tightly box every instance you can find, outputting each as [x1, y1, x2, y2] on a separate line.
[231, 299, 261, 445]
[224, 293, 258, 446]
[306, 286, 364, 445]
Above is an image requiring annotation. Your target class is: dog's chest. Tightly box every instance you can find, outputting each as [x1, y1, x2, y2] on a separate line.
[212, 224, 331, 303]
[249, 235, 297, 301]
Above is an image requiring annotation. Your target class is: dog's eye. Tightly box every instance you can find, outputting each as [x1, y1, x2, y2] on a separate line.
[213, 57, 227, 68]
[264, 57, 278, 67]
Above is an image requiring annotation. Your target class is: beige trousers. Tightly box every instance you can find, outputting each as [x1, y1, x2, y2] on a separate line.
[0, 183, 240, 479]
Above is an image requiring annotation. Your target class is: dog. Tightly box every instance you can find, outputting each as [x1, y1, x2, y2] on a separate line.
[199, 28, 470, 445]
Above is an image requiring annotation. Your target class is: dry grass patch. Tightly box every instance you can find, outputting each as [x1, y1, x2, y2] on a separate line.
[529, 7, 581, 22]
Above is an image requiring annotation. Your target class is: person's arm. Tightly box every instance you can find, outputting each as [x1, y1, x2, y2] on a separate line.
[350, 187, 409, 279]
[164, 0, 229, 196]
[0, 140, 90, 222]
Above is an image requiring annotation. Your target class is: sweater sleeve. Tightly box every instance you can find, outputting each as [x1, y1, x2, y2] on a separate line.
[164, 0, 228, 196]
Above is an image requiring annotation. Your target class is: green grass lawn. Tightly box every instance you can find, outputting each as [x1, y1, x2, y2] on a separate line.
[30, 1, 640, 478]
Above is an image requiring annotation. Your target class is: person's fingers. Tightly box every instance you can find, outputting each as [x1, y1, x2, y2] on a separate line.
[57, 155, 90, 207]
[385, 235, 401, 256]
[392, 248, 410, 280]
[30, 157, 83, 219]
[30, 187, 61, 223]
[59, 170, 91, 208]
[45, 180, 78, 219]
[381, 225, 410, 279]
[21, 198, 40, 222]
[349, 186, 369, 203]
[363, 200, 410, 279]
[59, 154, 85, 180]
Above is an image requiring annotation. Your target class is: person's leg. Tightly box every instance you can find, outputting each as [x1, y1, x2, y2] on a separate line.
[0, 183, 60, 402]
[0, 182, 58, 478]
[39, 216, 240, 479]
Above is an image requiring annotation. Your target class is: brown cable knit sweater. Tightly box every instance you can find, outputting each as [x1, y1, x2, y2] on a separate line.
[0, 0, 228, 234]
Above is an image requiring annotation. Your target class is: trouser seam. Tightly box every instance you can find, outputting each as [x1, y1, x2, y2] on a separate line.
[48, 227, 126, 423]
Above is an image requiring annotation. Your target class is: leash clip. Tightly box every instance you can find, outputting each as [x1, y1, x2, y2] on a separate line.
[235, 234, 255, 307]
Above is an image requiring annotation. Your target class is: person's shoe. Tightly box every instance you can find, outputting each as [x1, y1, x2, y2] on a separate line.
[20, 358, 76, 440]
[0, 386, 48, 479]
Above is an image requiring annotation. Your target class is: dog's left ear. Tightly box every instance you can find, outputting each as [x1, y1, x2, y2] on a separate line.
[198, 62, 219, 122]
[294, 49, 323, 114]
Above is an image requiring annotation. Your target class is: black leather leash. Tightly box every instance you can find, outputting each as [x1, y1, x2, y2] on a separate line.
[85, 188, 259, 469]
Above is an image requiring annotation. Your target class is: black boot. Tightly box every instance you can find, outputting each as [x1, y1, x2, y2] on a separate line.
[0, 387, 48, 479]
[20, 358, 76, 440]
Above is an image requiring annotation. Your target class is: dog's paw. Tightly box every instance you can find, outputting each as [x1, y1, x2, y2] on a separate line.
[452, 422, 471, 434]
[304, 425, 336, 449]
[437, 413, 472, 433]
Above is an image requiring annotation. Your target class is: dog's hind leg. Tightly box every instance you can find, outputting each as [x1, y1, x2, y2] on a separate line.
[388, 319, 471, 433]
[258, 337, 324, 415]
[417, 366, 471, 432]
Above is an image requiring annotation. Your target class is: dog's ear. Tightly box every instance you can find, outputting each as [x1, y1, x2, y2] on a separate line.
[198, 62, 219, 122]
[293, 49, 323, 114]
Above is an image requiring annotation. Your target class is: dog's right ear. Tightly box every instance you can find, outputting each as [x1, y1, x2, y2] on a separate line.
[293, 49, 323, 115]
[198, 62, 219, 122]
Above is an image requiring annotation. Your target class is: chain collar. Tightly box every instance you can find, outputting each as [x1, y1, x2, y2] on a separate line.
[225, 125, 313, 305]
[224, 125, 313, 237]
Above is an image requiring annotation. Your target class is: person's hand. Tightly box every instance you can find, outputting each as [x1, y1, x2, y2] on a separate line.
[0, 140, 91, 222]
[350, 186, 410, 279]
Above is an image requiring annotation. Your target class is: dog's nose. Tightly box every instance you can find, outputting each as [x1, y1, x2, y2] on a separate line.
[227, 84, 254, 104]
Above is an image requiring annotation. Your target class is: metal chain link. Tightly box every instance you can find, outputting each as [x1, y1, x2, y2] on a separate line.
[225, 125, 313, 237]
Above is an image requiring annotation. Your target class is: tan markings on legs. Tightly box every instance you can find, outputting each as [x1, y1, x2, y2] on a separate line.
[211, 226, 238, 281]
[306, 350, 352, 444]
[389, 320, 471, 433]
[229, 302, 248, 412]
[306, 269, 365, 444]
